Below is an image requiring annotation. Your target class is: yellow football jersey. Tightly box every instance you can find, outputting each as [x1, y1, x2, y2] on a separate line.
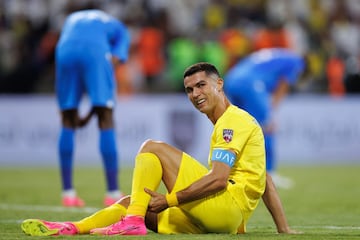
[208, 105, 266, 226]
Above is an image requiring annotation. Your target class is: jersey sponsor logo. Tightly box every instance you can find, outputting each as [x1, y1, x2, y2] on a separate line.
[223, 129, 233, 143]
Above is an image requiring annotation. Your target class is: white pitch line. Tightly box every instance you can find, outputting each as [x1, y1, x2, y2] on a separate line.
[1, 204, 360, 231]
[296, 225, 360, 230]
[0, 203, 99, 213]
[247, 225, 360, 230]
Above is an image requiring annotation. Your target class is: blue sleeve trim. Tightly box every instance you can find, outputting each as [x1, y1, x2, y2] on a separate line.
[211, 149, 236, 167]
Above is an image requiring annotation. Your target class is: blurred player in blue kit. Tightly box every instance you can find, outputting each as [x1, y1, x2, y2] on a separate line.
[55, 9, 130, 207]
[224, 48, 306, 188]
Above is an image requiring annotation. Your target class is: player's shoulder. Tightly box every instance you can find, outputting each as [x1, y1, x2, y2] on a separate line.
[226, 105, 249, 118]
[221, 105, 256, 125]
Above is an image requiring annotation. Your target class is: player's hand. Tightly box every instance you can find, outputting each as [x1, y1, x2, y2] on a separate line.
[111, 56, 122, 66]
[144, 188, 168, 213]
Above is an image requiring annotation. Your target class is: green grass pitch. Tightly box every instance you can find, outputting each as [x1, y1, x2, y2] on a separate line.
[0, 164, 359, 240]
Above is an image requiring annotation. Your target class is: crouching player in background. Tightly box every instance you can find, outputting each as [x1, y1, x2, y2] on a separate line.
[55, 9, 130, 207]
[224, 48, 308, 189]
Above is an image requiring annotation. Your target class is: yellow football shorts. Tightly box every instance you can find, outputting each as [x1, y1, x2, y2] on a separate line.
[157, 153, 244, 234]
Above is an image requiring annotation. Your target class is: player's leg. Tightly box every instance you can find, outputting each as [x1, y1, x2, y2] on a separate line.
[55, 45, 84, 207]
[91, 140, 209, 235]
[176, 181, 243, 234]
[155, 207, 204, 234]
[265, 130, 294, 189]
[90, 143, 168, 235]
[83, 47, 123, 206]
[21, 196, 130, 236]
[125, 139, 200, 217]
[93, 106, 123, 206]
[126, 140, 184, 215]
[73, 196, 129, 233]
[58, 110, 85, 207]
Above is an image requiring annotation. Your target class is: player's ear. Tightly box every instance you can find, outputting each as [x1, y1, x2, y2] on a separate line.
[216, 78, 224, 92]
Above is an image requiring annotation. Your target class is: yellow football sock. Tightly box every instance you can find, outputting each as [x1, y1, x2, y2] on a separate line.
[73, 203, 127, 234]
[126, 152, 162, 216]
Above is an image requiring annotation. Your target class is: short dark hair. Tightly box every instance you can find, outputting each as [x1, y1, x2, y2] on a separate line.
[183, 62, 221, 79]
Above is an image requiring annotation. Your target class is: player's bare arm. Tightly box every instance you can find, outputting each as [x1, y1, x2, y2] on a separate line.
[271, 79, 289, 108]
[176, 161, 231, 203]
[145, 161, 231, 213]
[262, 173, 301, 234]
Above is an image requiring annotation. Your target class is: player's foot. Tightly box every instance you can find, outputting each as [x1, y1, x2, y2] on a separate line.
[103, 196, 119, 207]
[90, 216, 147, 235]
[103, 193, 125, 207]
[21, 219, 78, 236]
[62, 195, 85, 207]
[270, 173, 294, 189]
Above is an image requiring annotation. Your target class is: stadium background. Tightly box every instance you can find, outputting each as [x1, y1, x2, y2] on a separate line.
[0, 0, 359, 166]
[0, 1, 359, 239]
[1, 0, 360, 95]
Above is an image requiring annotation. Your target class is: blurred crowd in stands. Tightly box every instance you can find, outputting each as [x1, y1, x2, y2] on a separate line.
[0, 0, 360, 96]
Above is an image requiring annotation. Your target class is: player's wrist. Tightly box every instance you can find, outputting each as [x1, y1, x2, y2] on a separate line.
[166, 192, 178, 207]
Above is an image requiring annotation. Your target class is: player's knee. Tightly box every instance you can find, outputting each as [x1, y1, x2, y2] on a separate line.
[94, 108, 114, 129]
[139, 139, 165, 154]
[62, 114, 78, 128]
[115, 195, 130, 207]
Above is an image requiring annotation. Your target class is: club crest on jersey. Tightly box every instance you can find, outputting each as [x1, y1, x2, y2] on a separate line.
[223, 129, 233, 143]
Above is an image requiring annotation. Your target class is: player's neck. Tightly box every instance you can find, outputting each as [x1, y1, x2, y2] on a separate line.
[208, 98, 231, 124]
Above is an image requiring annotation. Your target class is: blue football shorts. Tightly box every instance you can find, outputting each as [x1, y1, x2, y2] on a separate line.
[55, 43, 115, 110]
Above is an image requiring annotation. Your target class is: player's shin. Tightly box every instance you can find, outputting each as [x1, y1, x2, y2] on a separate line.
[126, 153, 163, 217]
